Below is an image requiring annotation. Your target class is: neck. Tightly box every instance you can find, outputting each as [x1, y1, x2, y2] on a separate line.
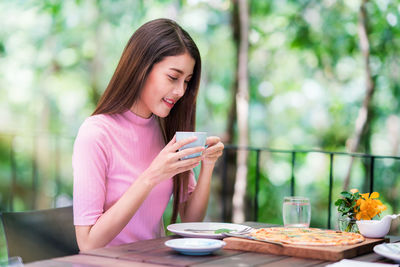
[130, 105, 152, 119]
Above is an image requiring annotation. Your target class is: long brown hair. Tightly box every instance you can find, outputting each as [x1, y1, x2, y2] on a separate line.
[92, 18, 201, 223]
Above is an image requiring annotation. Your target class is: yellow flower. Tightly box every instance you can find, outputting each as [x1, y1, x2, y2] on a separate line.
[350, 189, 359, 193]
[355, 192, 386, 220]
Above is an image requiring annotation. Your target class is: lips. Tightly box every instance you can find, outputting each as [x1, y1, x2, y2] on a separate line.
[163, 97, 175, 108]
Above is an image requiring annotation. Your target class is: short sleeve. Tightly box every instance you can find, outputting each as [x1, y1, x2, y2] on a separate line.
[73, 118, 109, 226]
[180, 170, 197, 203]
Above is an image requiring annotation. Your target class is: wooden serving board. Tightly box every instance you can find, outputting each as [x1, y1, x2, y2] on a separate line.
[223, 237, 385, 261]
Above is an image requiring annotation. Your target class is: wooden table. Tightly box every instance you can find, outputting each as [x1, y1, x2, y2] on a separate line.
[25, 222, 400, 267]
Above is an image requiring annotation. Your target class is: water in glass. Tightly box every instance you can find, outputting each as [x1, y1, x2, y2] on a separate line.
[282, 196, 311, 228]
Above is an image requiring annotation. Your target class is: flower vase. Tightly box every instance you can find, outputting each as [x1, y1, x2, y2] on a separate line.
[338, 215, 359, 233]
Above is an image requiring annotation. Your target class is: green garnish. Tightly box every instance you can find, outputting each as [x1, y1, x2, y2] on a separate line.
[214, 228, 232, 234]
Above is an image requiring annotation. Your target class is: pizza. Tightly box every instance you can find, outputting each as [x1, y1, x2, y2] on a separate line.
[249, 227, 365, 246]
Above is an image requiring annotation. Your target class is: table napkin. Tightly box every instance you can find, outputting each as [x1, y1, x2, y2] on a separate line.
[326, 259, 399, 267]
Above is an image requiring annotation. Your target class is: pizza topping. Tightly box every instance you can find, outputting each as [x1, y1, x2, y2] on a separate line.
[249, 227, 365, 246]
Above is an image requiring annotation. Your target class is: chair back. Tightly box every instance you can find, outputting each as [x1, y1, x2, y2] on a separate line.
[0, 206, 79, 263]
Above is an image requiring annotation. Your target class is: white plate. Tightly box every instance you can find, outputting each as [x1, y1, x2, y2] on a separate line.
[165, 238, 226, 255]
[167, 222, 248, 239]
[373, 243, 400, 263]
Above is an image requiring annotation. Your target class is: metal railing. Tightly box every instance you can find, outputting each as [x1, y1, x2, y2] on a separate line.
[2, 132, 400, 229]
[0, 133, 75, 211]
[221, 145, 400, 228]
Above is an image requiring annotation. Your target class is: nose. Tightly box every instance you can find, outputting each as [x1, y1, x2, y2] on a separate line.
[173, 82, 186, 97]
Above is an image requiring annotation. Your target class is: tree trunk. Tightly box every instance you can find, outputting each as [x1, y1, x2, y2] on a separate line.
[343, 0, 375, 191]
[219, 0, 239, 223]
[224, 0, 240, 145]
[89, 9, 103, 106]
[387, 115, 400, 156]
[232, 0, 249, 223]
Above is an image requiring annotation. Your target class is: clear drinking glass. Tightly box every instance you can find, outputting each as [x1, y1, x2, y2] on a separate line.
[0, 257, 23, 267]
[282, 196, 311, 228]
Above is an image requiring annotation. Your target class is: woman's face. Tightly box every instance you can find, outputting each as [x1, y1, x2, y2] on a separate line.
[131, 52, 195, 118]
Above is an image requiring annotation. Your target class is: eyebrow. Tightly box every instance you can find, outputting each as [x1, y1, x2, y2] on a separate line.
[169, 68, 193, 77]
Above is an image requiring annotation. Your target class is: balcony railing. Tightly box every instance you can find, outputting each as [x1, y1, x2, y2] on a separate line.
[222, 145, 400, 228]
[0, 132, 75, 211]
[1, 132, 399, 229]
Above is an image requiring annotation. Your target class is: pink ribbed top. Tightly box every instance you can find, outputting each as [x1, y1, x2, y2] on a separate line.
[72, 110, 195, 247]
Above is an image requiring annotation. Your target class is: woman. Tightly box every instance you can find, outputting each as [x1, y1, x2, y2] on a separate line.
[72, 18, 224, 251]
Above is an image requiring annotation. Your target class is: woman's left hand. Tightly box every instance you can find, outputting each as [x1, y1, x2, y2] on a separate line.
[202, 136, 224, 166]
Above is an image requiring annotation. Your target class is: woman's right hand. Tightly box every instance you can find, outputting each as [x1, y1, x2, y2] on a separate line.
[142, 135, 205, 186]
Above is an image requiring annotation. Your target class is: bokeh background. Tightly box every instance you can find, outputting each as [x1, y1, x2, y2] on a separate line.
[1, 0, 400, 259]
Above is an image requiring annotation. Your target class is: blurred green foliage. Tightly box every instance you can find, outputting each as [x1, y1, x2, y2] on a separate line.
[1, 0, 400, 261]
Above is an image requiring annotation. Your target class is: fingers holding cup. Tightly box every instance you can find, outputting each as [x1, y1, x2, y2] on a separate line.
[202, 137, 224, 165]
[171, 135, 197, 152]
[176, 146, 205, 160]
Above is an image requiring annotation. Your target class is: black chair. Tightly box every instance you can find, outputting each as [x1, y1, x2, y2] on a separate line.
[0, 206, 79, 263]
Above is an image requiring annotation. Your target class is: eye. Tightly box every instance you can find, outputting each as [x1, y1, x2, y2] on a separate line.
[168, 75, 178, 81]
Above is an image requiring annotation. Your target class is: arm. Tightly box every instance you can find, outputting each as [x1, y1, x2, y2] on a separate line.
[75, 174, 154, 251]
[179, 136, 224, 222]
[75, 135, 205, 251]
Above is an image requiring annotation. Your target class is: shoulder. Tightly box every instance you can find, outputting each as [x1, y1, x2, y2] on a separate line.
[77, 115, 109, 139]
[73, 115, 117, 166]
[74, 114, 120, 149]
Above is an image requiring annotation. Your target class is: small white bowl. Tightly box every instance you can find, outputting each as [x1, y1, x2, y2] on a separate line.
[356, 220, 390, 238]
